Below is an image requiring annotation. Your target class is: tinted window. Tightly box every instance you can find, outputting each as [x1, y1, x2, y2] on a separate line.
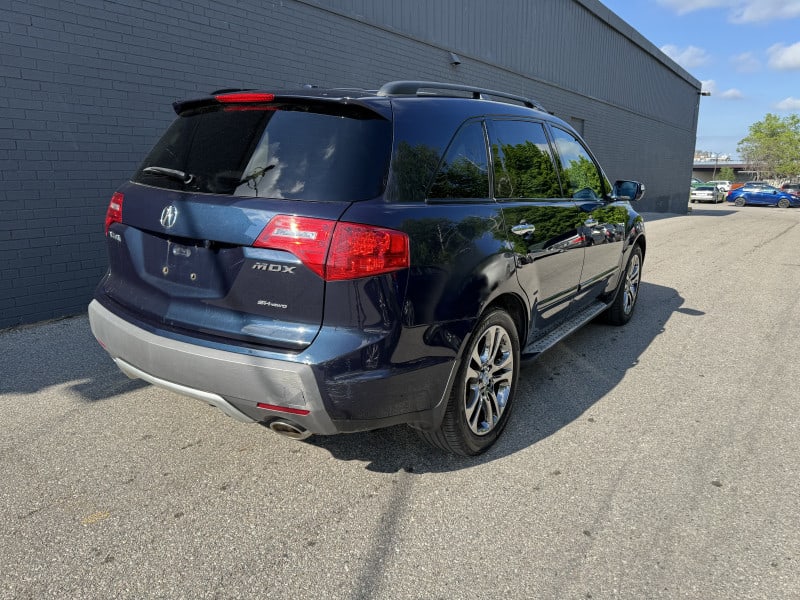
[428, 121, 489, 199]
[489, 120, 561, 199]
[133, 103, 391, 201]
[550, 127, 605, 200]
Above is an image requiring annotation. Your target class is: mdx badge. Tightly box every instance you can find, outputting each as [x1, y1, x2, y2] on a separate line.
[160, 205, 178, 229]
[252, 262, 296, 274]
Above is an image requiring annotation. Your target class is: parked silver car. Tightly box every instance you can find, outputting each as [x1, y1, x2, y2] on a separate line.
[690, 184, 724, 203]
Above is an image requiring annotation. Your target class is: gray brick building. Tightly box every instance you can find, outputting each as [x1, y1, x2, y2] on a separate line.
[0, 0, 701, 328]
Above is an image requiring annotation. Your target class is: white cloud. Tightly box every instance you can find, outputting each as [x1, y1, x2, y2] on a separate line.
[730, 0, 800, 22]
[661, 44, 712, 68]
[658, 0, 800, 23]
[731, 52, 761, 72]
[775, 97, 800, 110]
[658, 0, 728, 14]
[697, 81, 743, 99]
[720, 88, 744, 99]
[768, 42, 800, 70]
[701, 79, 718, 94]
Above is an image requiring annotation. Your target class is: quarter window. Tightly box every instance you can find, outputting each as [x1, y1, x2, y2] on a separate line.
[428, 121, 489, 200]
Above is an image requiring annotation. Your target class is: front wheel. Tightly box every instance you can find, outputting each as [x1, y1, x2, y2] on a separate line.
[778, 198, 790, 208]
[604, 245, 643, 326]
[418, 310, 520, 456]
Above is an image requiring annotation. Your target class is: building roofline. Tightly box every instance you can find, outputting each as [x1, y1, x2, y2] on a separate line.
[578, 0, 702, 91]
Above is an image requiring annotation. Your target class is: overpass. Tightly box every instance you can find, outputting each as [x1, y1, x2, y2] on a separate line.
[692, 162, 754, 183]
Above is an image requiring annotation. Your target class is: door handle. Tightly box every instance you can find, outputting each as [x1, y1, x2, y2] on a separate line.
[511, 223, 535, 235]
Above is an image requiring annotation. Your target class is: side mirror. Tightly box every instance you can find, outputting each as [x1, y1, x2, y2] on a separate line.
[613, 180, 645, 202]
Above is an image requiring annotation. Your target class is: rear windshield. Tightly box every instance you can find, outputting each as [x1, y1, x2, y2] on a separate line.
[133, 102, 392, 201]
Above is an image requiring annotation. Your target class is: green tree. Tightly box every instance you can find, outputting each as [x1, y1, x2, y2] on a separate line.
[717, 166, 736, 182]
[737, 113, 800, 180]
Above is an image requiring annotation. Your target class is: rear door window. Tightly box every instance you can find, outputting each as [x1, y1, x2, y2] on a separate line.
[133, 103, 392, 201]
[489, 119, 562, 199]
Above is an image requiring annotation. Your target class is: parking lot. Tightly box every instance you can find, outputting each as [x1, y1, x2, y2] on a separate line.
[2, 201, 799, 599]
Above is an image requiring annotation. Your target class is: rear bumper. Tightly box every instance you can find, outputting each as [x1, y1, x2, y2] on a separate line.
[88, 300, 339, 434]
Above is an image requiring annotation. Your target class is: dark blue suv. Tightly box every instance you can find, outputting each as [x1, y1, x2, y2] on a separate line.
[89, 81, 646, 455]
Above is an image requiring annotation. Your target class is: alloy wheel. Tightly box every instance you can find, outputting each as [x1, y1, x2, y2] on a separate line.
[623, 253, 641, 315]
[463, 325, 514, 435]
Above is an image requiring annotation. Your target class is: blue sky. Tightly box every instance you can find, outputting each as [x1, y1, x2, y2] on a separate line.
[600, 0, 800, 159]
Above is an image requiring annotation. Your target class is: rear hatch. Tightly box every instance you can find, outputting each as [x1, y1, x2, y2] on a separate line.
[99, 91, 393, 351]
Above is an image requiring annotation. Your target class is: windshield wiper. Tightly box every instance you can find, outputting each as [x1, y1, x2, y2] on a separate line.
[239, 164, 275, 185]
[143, 166, 194, 184]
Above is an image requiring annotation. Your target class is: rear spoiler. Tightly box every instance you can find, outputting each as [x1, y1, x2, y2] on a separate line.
[172, 91, 392, 120]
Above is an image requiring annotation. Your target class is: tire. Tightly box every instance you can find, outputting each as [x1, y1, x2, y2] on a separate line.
[778, 198, 790, 208]
[418, 309, 520, 456]
[734, 196, 746, 207]
[604, 245, 643, 326]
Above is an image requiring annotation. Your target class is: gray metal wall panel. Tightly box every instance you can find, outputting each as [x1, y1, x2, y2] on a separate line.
[1, 0, 697, 328]
[306, 0, 700, 129]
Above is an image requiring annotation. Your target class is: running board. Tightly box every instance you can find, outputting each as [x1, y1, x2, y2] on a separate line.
[522, 301, 609, 359]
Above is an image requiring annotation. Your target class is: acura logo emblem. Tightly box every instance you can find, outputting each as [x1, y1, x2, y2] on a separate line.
[160, 205, 178, 229]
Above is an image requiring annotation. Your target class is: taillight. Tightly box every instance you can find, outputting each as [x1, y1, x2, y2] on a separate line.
[254, 216, 334, 278]
[326, 222, 410, 281]
[104, 192, 123, 234]
[254, 215, 410, 281]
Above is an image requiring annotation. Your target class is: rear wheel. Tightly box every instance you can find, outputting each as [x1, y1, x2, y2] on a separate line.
[735, 196, 746, 207]
[418, 309, 519, 456]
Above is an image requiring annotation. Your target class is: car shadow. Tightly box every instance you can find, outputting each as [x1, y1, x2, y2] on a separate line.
[0, 314, 148, 400]
[306, 280, 689, 472]
[2, 280, 687, 473]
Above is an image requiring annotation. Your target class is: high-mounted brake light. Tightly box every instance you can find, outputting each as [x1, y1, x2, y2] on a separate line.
[104, 192, 124, 234]
[254, 215, 410, 281]
[215, 92, 276, 103]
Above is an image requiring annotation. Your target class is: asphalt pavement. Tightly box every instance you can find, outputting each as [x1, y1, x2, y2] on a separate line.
[2, 202, 799, 599]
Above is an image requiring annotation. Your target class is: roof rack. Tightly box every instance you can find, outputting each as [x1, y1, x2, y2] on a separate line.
[377, 80, 546, 111]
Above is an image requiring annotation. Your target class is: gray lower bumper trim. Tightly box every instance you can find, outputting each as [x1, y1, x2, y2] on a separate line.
[88, 300, 338, 435]
[114, 357, 255, 423]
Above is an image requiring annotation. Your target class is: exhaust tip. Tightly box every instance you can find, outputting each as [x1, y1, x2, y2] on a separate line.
[268, 419, 312, 440]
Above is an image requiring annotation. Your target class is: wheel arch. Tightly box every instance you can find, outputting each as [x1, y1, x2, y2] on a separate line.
[483, 292, 529, 349]
[633, 233, 646, 263]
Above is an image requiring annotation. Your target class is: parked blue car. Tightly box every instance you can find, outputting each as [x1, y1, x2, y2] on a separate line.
[727, 182, 800, 208]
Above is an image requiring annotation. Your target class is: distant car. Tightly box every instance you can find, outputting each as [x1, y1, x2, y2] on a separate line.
[780, 182, 800, 196]
[739, 181, 772, 190]
[690, 184, 724, 203]
[727, 183, 800, 208]
[706, 180, 731, 192]
[691, 177, 704, 187]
